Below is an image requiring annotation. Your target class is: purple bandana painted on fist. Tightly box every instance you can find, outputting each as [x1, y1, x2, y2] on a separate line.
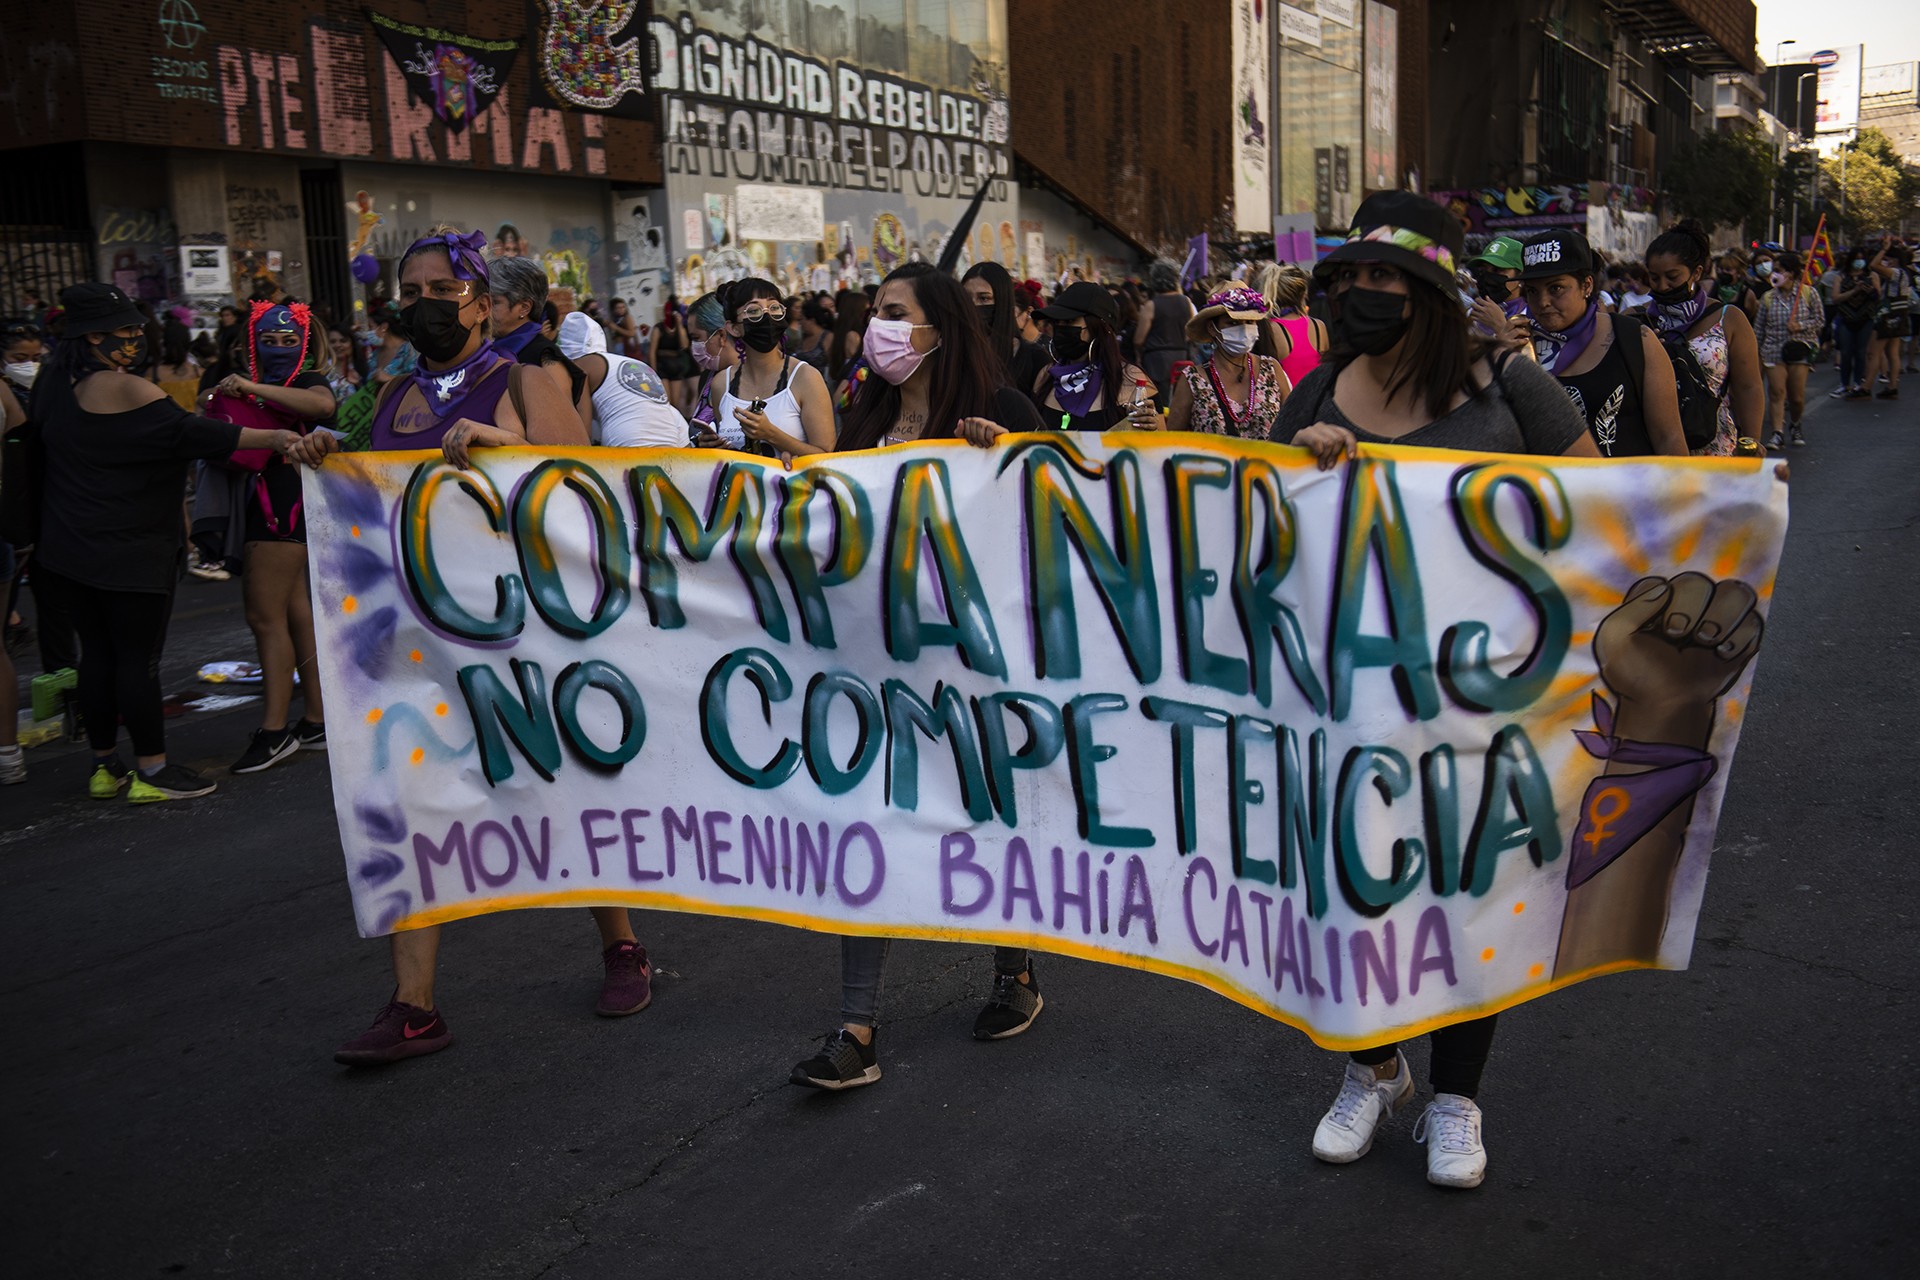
[407, 229, 490, 282]
[1050, 361, 1105, 418]
[1565, 695, 1718, 890]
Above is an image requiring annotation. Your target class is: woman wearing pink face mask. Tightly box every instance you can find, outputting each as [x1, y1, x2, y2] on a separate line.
[787, 264, 1044, 1094]
[835, 263, 1044, 452]
[682, 291, 740, 444]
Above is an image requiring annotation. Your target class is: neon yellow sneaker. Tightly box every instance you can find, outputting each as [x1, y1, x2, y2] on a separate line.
[88, 755, 132, 799]
[127, 763, 218, 803]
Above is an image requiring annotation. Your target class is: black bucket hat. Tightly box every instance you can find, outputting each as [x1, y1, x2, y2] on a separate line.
[59, 283, 146, 337]
[1313, 191, 1465, 297]
[1516, 228, 1596, 280]
[1036, 280, 1119, 327]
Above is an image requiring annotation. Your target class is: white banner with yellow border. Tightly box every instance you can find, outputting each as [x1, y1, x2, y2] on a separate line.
[306, 434, 1787, 1049]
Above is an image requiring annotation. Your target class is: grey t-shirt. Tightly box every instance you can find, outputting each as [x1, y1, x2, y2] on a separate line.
[1272, 355, 1589, 457]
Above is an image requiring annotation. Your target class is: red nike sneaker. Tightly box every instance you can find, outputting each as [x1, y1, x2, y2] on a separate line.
[596, 941, 653, 1017]
[333, 999, 452, 1066]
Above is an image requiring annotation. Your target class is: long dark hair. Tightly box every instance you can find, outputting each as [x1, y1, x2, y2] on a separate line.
[1039, 315, 1127, 412]
[829, 290, 869, 380]
[1330, 277, 1485, 420]
[961, 260, 1016, 355]
[837, 263, 1000, 453]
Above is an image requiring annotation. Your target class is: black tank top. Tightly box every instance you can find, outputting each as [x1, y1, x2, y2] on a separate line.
[1557, 331, 1652, 458]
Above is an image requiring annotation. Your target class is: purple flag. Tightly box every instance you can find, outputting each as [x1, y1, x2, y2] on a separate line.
[1180, 234, 1209, 290]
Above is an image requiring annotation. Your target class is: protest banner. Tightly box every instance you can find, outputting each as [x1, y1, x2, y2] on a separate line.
[306, 434, 1787, 1048]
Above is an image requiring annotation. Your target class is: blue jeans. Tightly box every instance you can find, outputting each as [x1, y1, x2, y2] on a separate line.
[1836, 320, 1872, 389]
[839, 938, 1029, 1028]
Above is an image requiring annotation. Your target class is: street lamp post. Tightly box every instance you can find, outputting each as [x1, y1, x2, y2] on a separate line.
[1773, 39, 1797, 124]
[1795, 71, 1818, 243]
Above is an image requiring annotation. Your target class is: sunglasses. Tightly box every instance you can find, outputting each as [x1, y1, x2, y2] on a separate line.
[4, 322, 42, 339]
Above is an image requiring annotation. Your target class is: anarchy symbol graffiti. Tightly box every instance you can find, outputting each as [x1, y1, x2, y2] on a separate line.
[158, 0, 206, 52]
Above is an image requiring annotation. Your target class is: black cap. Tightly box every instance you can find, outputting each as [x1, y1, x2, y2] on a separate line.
[1036, 281, 1118, 326]
[1313, 191, 1465, 297]
[58, 283, 146, 337]
[1516, 229, 1595, 280]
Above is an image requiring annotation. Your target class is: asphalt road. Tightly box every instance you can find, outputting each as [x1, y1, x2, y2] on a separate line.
[3, 391, 1915, 1279]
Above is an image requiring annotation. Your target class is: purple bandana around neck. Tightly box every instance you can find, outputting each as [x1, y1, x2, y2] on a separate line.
[1533, 299, 1600, 374]
[1647, 285, 1710, 336]
[494, 320, 541, 358]
[408, 339, 505, 417]
[1050, 360, 1105, 418]
[405, 229, 490, 282]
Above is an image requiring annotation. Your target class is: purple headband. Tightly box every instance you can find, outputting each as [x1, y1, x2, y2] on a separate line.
[403, 229, 490, 282]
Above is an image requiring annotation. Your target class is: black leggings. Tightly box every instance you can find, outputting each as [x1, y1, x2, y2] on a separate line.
[40, 569, 174, 757]
[1351, 1014, 1498, 1099]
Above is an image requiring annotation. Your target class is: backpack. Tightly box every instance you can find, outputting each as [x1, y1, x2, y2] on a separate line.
[1615, 313, 1723, 452]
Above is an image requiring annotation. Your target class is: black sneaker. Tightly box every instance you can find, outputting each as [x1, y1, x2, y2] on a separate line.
[231, 727, 299, 775]
[1845, 388, 1871, 400]
[128, 764, 218, 803]
[973, 963, 1045, 1040]
[294, 719, 328, 751]
[1766, 430, 1784, 451]
[1790, 426, 1807, 447]
[790, 1029, 881, 1090]
[1877, 388, 1899, 399]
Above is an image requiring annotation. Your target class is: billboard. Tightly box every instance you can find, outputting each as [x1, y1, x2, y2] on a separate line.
[1863, 62, 1919, 106]
[1813, 45, 1862, 134]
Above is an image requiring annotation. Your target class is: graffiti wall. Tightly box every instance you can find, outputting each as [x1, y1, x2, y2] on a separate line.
[338, 163, 616, 303]
[5, 3, 659, 183]
[1019, 186, 1140, 285]
[650, 2, 1015, 294]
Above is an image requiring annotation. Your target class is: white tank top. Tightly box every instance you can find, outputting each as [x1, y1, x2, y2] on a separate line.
[590, 355, 689, 448]
[717, 357, 806, 450]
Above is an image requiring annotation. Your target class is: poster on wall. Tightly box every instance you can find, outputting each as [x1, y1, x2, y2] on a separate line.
[1363, 1, 1398, 192]
[181, 246, 230, 295]
[369, 11, 519, 133]
[527, 0, 653, 119]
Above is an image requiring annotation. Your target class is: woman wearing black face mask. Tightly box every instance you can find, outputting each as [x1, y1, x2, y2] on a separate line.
[1029, 282, 1159, 431]
[703, 278, 835, 458]
[1273, 193, 1598, 1192]
[1643, 218, 1763, 455]
[962, 260, 1048, 396]
[30, 284, 300, 803]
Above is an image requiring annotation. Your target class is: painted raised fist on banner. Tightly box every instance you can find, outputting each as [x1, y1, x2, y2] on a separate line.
[1594, 572, 1763, 710]
[1553, 572, 1767, 978]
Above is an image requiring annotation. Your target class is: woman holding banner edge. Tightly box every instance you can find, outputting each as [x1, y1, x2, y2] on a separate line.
[290, 228, 655, 1067]
[1273, 192, 1601, 1189]
[788, 263, 1045, 1091]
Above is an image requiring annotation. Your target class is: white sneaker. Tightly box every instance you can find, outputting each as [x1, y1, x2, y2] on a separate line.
[1311, 1050, 1413, 1163]
[1414, 1093, 1487, 1188]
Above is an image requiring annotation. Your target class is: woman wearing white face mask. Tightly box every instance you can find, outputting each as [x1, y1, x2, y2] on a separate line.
[1164, 287, 1291, 437]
